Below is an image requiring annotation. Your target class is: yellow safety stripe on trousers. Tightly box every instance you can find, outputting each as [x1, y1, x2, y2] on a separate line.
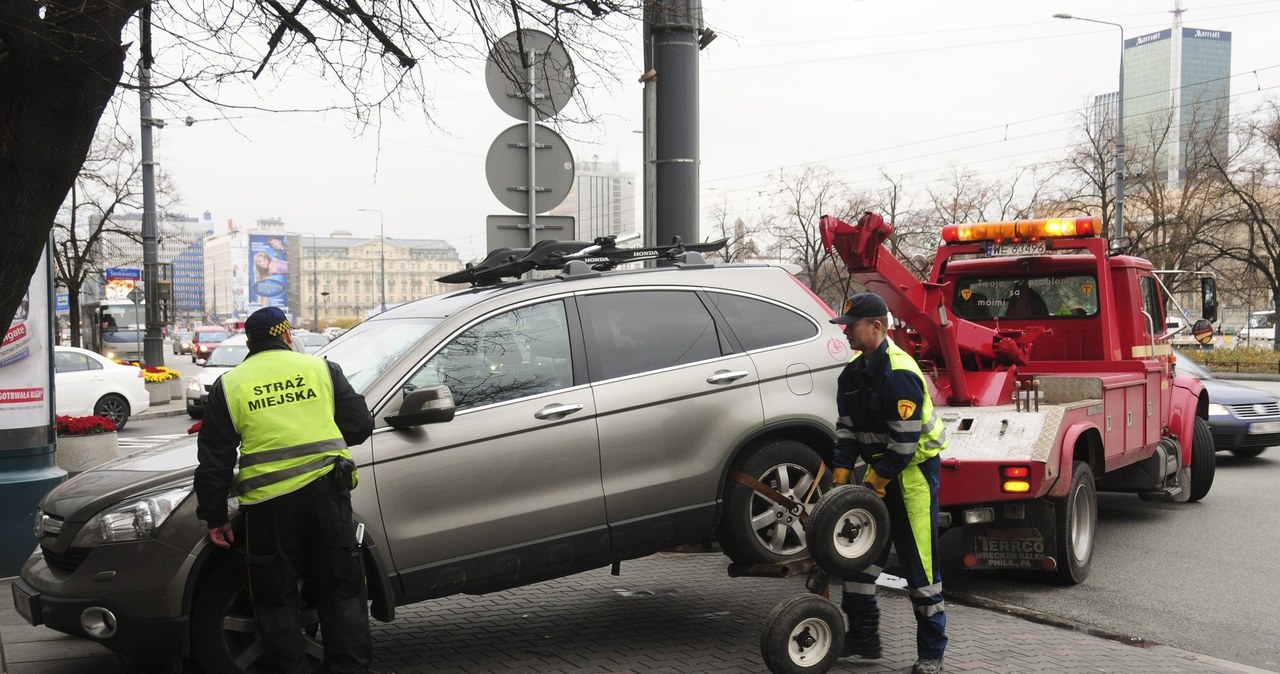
[899, 462, 937, 585]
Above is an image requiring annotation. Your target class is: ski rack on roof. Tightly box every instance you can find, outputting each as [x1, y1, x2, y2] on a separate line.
[439, 235, 729, 287]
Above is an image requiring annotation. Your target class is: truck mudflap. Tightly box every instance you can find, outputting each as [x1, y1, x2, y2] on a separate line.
[959, 499, 1061, 573]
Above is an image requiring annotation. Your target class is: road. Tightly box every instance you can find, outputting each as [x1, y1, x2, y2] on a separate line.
[942, 378, 1280, 672]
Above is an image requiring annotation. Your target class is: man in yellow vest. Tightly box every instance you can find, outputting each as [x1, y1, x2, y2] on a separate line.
[195, 306, 374, 673]
[830, 292, 949, 674]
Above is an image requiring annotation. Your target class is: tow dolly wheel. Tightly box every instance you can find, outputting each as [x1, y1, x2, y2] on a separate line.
[761, 594, 845, 674]
[805, 485, 890, 576]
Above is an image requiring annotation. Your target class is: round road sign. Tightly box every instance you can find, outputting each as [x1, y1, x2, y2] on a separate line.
[485, 29, 576, 121]
[484, 123, 576, 214]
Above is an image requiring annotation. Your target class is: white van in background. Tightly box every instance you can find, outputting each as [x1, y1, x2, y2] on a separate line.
[1238, 310, 1276, 344]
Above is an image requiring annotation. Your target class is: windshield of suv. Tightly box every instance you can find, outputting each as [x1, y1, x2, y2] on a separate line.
[952, 275, 1100, 320]
[207, 344, 249, 367]
[318, 318, 442, 393]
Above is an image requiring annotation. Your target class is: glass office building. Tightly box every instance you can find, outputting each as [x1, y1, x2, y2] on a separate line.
[1121, 26, 1231, 184]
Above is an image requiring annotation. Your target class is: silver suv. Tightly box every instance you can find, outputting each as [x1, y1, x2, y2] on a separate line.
[14, 241, 847, 673]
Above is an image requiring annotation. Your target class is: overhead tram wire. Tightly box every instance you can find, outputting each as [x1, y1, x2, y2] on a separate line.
[699, 64, 1280, 202]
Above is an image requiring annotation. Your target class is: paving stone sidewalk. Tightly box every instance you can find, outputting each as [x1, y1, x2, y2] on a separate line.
[2, 551, 1271, 673]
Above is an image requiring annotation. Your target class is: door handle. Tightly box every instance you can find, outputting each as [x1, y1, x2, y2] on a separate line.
[707, 370, 750, 385]
[534, 403, 584, 420]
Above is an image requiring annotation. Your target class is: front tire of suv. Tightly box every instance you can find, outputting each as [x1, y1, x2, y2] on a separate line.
[191, 555, 322, 674]
[719, 440, 829, 565]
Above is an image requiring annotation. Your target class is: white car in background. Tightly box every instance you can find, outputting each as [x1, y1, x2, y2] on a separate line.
[293, 332, 330, 354]
[186, 334, 250, 418]
[53, 346, 150, 431]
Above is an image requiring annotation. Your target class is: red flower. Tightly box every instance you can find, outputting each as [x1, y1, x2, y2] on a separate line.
[55, 415, 117, 436]
[187, 421, 203, 435]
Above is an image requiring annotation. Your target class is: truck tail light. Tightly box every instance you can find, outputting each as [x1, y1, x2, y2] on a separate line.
[1000, 465, 1031, 493]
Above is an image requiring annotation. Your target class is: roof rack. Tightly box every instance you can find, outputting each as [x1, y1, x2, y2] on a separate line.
[439, 235, 728, 286]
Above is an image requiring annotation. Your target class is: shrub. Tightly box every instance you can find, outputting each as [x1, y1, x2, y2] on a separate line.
[56, 415, 117, 436]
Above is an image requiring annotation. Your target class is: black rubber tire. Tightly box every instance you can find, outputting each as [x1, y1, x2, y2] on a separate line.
[760, 594, 844, 674]
[1188, 417, 1215, 502]
[188, 405, 203, 419]
[93, 393, 130, 431]
[1051, 460, 1096, 584]
[804, 485, 890, 576]
[719, 440, 829, 565]
[1229, 447, 1266, 458]
[190, 555, 322, 674]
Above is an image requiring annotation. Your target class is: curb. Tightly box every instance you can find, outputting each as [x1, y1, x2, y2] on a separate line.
[945, 589, 1277, 674]
[133, 405, 190, 421]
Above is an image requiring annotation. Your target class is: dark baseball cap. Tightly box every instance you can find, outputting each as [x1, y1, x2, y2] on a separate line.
[830, 292, 889, 325]
[244, 306, 290, 337]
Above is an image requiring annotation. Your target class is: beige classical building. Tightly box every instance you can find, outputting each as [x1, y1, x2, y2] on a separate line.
[292, 230, 464, 329]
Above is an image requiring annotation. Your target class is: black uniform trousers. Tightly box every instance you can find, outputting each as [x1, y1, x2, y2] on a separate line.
[243, 472, 372, 674]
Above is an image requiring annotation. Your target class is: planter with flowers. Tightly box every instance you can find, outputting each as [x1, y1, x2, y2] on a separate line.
[55, 415, 119, 474]
[142, 365, 182, 404]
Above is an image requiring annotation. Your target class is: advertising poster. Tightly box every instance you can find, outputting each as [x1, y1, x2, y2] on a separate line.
[0, 251, 51, 430]
[248, 234, 289, 308]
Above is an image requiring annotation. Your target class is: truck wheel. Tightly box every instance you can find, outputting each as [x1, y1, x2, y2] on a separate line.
[805, 485, 890, 576]
[760, 594, 844, 674]
[1051, 460, 1096, 584]
[1188, 417, 1215, 502]
[719, 440, 828, 565]
[190, 556, 322, 674]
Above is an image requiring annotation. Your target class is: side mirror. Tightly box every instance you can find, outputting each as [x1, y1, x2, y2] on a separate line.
[1200, 277, 1219, 323]
[1191, 318, 1214, 346]
[384, 385, 456, 429]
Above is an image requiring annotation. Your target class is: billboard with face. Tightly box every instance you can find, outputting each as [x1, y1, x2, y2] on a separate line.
[248, 234, 289, 308]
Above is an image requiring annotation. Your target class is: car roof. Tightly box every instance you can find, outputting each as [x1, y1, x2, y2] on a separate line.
[368, 262, 798, 322]
[219, 334, 249, 346]
[195, 326, 229, 333]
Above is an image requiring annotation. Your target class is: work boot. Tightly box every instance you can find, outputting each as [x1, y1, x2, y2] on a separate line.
[839, 609, 881, 659]
[911, 657, 944, 674]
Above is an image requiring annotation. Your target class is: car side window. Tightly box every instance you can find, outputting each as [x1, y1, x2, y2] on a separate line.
[405, 301, 572, 410]
[708, 292, 818, 351]
[580, 290, 722, 381]
[54, 351, 97, 373]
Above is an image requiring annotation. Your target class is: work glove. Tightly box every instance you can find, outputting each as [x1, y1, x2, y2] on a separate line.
[863, 466, 891, 499]
[832, 467, 853, 486]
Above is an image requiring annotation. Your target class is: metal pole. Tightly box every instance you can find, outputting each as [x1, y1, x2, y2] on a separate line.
[139, 1, 164, 366]
[1054, 14, 1125, 239]
[380, 216, 385, 312]
[311, 234, 318, 329]
[357, 208, 384, 313]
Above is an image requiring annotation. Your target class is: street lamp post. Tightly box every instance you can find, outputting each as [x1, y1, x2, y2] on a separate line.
[357, 208, 385, 312]
[309, 234, 319, 330]
[1054, 13, 1125, 239]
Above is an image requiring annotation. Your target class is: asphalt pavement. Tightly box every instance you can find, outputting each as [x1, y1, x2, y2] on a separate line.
[2, 551, 1272, 674]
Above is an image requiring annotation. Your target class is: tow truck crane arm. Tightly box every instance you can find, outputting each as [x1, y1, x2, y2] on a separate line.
[820, 212, 1034, 405]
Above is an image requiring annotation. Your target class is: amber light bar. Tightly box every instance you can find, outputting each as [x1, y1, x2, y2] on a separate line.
[941, 217, 1100, 244]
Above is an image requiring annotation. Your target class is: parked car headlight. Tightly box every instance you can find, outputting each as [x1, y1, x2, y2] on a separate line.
[71, 485, 192, 545]
[1207, 403, 1231, 417]
[187, 379, 203, 393]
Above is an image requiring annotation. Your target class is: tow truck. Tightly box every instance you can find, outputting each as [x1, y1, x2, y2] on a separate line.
[756, 213, 1217, 674]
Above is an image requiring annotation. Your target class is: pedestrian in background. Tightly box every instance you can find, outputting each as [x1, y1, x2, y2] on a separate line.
[829, 291, 950, 674]
[195, 306, 375, 673]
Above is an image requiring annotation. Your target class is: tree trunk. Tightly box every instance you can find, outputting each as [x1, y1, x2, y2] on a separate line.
[0, 2, 140, 328]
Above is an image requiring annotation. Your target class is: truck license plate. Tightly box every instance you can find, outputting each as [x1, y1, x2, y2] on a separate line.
[1249, 421, 1280, 434]
[11, 583, 39, 626]
[987, 241, 1047, 257]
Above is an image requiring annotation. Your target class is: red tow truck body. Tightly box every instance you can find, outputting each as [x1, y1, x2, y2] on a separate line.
[821, 213, 1215, 582]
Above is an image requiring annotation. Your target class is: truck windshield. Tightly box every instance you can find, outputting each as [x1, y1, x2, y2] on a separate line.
[952, 275, 1100, 320]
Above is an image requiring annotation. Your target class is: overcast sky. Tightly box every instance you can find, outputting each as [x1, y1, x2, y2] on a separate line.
[142, 0, 1280, 261]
